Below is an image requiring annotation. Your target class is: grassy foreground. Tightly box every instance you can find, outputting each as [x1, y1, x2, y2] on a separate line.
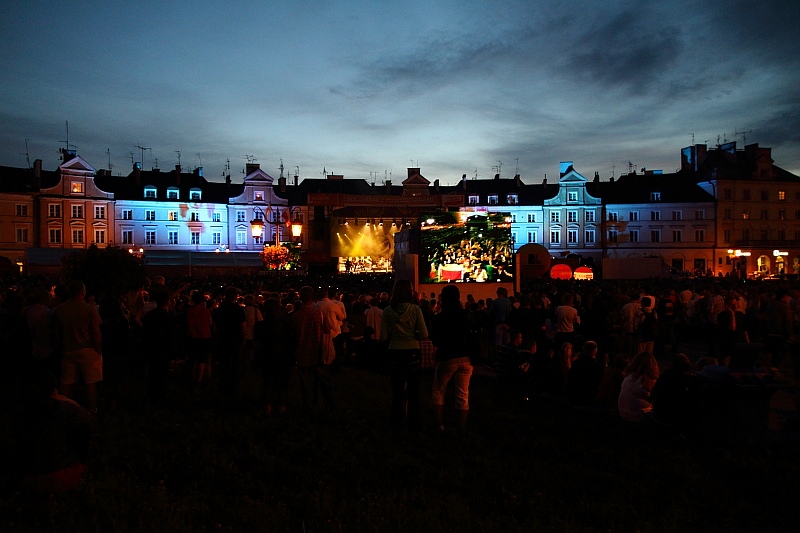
[1, 359, 798, 532]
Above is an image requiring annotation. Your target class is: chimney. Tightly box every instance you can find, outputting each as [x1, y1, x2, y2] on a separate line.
[246, 163, 260, 175]
[408, 167, 420, 179]
[293, 172, 298, 186]
[514, 174, 521, 187]
[31, 159, 42, 190]
[494, 173, 500, 180]
[225, 174, 231, 187]
[134, 163, 141, 186]
[385, 180, 392, 194]
[610, 177, 615, 183]
[461, 174, 467, 190]
[278, 176, 287, 192]
[195, 166, 203, 177]
[173, 164, 181, 186]
[434, 179, 440, 192]
[593, 171, 599, 183]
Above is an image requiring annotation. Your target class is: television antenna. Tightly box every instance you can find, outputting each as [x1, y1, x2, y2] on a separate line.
[493, 160, 502, 177]
[688, 133, 695, 145]
[196, 152, 202, 167]
[735, 129, 752, 145]
[21, 139, 31, 168]
[222, 158, 231, 177]
[514, 157, 520, 176]
[135, 144, 151, 168]
[175, 150, 182, 166]
[106, 148, 113, 172]
[279, 158, 285, 179]
[58, 121, 77, 158]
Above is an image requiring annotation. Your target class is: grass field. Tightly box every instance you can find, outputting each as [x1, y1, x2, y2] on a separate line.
[2, 357, 798, 532]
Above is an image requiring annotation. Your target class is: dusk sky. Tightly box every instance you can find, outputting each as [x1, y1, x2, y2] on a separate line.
[2, 0, 798, 184]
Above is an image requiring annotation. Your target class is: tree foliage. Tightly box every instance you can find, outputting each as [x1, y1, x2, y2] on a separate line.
[61, 245, 147, 297]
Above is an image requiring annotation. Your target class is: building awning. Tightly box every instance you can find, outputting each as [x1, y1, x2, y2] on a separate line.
[143, 250, 264, 267]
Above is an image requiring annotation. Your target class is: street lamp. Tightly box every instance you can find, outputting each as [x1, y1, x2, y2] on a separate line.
[250, 207, 265, 239]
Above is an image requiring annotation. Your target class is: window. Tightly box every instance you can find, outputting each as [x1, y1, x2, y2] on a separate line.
[585, 229, 595, 244]
[169, 211, 178, 221]
[507, 194, 518, 205]
[94, 229, 105, 244]
[568, 211, 578, 223]
[672, 210, 682, 221]
[527, 213, 536, 223]
[585, 211, 595, 223]
[72, 205, 83, 219]
[510, 214, 516, 223]
[212, 232, 222, 245]
[145, 230, 156, 245]
[236, 230, 247, 245]
[568, 229, 578, 244]
[630, 229, 639, 243]
[550, 230, 560, 244]
[760, 230, 768, 241]
[167, 188, 179, 200]
[779, 209, 786, 220]
[254, 190, 265, 202]
[550, 211, 560, 223]
[742, 210, 750, 220]
[71, 182, 83, 193]
[122, 230, 133, 245]
[189, 189, 201, 201]
[488, 195, 498, 205]
[650, 192, 661, 201]
[567, 191, 578, 202]
[122, 209, 133, 220]
[145, 210, 156, 221]
[761, 190, 769, 201]
[796, 210, 800, 220]
[608, 229, 618, 243]
[468, 195, 479, 205]
[49, 228, 61, 244]
[779, 191, 786, 200]
[144, 187, 157, 198]
[191, 232, 200, 245]
[723, 230, 731, 243]
[743, 189, 751, 201]
[673, 230, 682, 243]
[629, 211, 639, 221]
[16, 228, 29, 243]
[527, 231, 536, 243]
[777, 229, 786, 240]
[651, 229, 661, 243]
[607, 212, 618, 222]
[697, 210, 707, 221]
[724, 208, 732, 219]
[168, 231, 179, 245]
[15, 204, 28, 217]
[742, 229, 750, 241]
[190, 212, 200, 222]
[760, 209, 768, 220]
[254, 235, 263, 245]
[651, 211, 661, 221]
[212, 212, 221, 222]
[72, 229, 84, 244]
[49, 204, 61, 218]
[723, 189, 732, 200]
[95, 206, 105, 219]
[236, 211, 247, 222]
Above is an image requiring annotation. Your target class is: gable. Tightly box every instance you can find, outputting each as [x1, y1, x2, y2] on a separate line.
[59, 155, 95, 174]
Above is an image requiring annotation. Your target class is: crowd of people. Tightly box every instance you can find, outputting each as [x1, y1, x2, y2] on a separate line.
[2, 271, 799, 493]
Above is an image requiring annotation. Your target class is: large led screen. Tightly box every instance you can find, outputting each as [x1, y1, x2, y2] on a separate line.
[331, 220, 400, 273]
[420, 210, 514, 283]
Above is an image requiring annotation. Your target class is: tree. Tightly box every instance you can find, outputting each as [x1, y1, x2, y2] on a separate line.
[61, 245, 147, 297]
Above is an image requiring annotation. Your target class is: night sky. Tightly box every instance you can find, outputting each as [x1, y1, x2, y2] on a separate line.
[2, 0, 798, 183]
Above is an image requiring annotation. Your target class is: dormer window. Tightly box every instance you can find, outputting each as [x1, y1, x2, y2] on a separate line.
[567, 191, 578, 202]
[167, 187, 179, 200]
[507, 194, 518, 205]
[488, 195, 498, 205]
[144, 186, 157, 199]
[189, 188, 201, 201]
[254, 190, 265, 202]
[650, 191, 661, 201]
[71, 182, 83, 194]
[468, 195, 479, 205]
